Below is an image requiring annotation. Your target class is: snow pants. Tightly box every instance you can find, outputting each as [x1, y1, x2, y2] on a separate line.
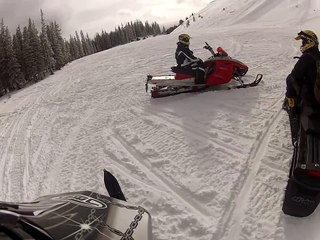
[190, 61, 206, 84]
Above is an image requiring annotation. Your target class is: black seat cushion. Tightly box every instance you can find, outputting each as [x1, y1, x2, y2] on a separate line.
[171, 66, 194, 76]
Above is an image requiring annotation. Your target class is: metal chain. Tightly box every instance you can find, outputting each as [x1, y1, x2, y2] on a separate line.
[94, 194, 147, 239]
[120, 207, 145, 240]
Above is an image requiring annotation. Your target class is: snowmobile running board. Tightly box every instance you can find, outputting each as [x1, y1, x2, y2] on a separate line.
[147, 77, 196, 86]
[146, 74, 263, 98]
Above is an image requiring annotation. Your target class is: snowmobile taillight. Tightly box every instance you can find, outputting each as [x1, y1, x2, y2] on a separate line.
[306, 170, 320, 177]
[151, 90, 160, 98]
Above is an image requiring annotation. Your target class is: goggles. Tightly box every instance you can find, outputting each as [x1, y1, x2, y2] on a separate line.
[295, 31, 316, 42]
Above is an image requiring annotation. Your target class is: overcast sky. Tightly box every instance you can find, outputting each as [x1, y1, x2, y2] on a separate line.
[0, 0, 211, 38]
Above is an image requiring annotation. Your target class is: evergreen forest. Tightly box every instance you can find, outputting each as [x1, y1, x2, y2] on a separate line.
[0, 10, 164, 96]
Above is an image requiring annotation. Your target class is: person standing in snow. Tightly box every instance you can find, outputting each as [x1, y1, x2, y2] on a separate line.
[285, 30, 320, 113]
[175, 34, 206, 84]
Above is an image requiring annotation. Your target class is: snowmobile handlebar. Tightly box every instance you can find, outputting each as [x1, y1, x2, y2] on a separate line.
[204, 42, 214, 52]
[204, 42, 229, 57]
[204, 42, 212, 49]
[204, 42, 217, 57]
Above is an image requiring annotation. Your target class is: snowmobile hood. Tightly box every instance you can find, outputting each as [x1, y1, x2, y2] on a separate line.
[0, 191, 152, 240]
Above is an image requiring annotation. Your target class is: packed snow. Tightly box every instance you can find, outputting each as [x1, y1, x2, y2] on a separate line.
[1, 0, 320, 239]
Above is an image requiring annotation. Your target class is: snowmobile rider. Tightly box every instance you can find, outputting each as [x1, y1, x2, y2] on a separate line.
[285, 30, 320, 113]
[175, 34, 206, 84]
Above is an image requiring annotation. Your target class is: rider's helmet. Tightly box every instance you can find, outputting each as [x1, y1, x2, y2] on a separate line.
[295, 30, 319, 53]
[178, 34, 191, 46]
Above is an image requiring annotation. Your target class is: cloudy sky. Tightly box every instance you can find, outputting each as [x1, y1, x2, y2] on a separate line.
[0, 0, 211, 37]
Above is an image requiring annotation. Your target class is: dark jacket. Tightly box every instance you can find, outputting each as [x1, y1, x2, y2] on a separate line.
[287, 46, 320, 106]
[175, 42, 199, 68]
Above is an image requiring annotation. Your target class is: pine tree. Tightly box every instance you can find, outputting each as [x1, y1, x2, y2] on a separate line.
[117, 26, 125, 44]
[63, 39, 72, 62]
[93, 33, 103, 52]
[4, 27, 25, 89]
[151, 22, 161, 35]
[47, 21, 65, 70]
[86, 33, 95, 54]
[27, 18, 43, 81]
[0, 20, 24, 92]
[0, 19, 8, 94]
[12, 26, 25, 77]
[40, 10, 55, 75]
[80, 30, 89, 55]
[69, 35, 80, 59]
[74, 31, 84, 58]
[22, 26, 35, 81]
[104, 32, 112, 49]
[145, 21, 152, 35]
[127, 22, 136, 41]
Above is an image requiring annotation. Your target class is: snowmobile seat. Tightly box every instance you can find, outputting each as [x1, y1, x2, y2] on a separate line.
[171, 66, 194, 80]
[171, 66, 194, 76]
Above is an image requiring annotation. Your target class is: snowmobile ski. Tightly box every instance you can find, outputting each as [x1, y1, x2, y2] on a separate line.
[282, 144, 320, 217]
[282, 105, 320, 217]
[227, 74, 263, 89]
[282, 175, 320, 217]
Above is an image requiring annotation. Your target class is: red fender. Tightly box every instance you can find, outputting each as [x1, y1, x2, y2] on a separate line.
[175, 73, 193, 80]
[205, 59, 234, 86]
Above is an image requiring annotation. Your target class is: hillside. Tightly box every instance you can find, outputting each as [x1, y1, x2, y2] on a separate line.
[177, 0, 320, 31]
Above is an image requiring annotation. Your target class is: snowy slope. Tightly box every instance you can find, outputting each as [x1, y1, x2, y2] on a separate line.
[178, 0, 320, 31]
[1, 1, 320, 240]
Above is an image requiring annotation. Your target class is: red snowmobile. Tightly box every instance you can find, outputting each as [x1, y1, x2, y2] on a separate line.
[146, 42, 263, 98]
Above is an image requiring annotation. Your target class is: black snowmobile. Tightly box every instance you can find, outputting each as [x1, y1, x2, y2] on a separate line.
[0, 170, 152, 239]
[282, 101, 320, 217]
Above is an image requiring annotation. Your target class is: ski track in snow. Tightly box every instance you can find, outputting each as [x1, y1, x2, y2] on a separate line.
[132, 106, 246, 157]
[216, 99, 284, 240]
[0, 85, 51, 200]
[108, 132, 214, 220]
